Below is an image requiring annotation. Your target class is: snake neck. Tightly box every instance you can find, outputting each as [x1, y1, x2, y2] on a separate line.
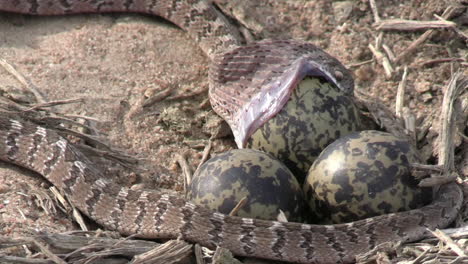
[0, 0, 242, 59]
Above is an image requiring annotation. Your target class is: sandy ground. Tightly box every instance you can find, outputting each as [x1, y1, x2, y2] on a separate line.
[0, 0, 466, 262]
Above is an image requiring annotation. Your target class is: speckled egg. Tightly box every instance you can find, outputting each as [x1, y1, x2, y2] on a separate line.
[246, 77, 361, 183]
[187, 149, 308, 222]
[303, 130, 430, 224]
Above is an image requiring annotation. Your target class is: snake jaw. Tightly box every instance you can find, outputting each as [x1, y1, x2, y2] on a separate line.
[209, 39, 355, 149]
[304, 59, 355, 96]
[233, 57, 353, 148]
[234, 58, 306, 148]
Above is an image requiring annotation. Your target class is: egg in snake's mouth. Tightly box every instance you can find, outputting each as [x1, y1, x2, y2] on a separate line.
[209, 39, 355, 149]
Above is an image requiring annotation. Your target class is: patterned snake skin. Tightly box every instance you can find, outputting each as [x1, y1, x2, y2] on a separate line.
[0, 1, 463, 263]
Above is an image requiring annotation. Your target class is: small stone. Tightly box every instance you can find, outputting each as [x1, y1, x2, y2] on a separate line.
[421, 92, 433, 102]
[0, 185, 10, 194]
[203, 115, 232, 139]
[355, 64, 375, 82]
[130, 183, 146, 191]
[332, 1, 354, 24]
[414, 80, 431, 93]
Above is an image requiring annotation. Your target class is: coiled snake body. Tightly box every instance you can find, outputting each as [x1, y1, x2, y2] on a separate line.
[0, 1, 463, 263]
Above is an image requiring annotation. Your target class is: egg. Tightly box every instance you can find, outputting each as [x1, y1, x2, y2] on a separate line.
[303, 130, 430, 223]
[188, 149, 309, 222]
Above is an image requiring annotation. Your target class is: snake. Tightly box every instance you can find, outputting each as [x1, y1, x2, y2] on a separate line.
[0, 1, 463, 263]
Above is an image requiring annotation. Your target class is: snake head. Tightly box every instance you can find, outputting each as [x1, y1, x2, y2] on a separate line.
[209, 39, 354, 148]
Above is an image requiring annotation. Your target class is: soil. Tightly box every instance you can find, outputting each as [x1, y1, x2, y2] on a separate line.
[0, 0, 466, 262]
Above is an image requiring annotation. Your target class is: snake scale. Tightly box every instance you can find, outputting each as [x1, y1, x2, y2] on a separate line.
[0, 1, 463, 263]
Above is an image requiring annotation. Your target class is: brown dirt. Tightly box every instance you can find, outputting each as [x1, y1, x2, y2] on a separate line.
[0, 0, 466, 262]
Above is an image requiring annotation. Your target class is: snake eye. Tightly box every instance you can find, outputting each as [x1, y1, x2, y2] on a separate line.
[334, 70, 344, 81]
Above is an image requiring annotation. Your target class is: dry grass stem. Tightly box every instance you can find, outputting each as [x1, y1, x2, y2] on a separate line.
[166, 86, 208, 101]
[16, 207, 27, 220]
[0, 255, 52, 264]
[419, 57, 466, 67]
[394, 6, 460, 63]
[411, 163, 443, 172]
[368, 43, 394, 78]
[63, 114, 100, 123]
[23, 98, 84, 112]
[194, 244, 205, 264]
[212, 247, 242, 264]
[382, 44, 396, 62]
[196, 139, 213, 172]
[428, 229, 466, 257]
[49, 186, 71, 212]
[377, 19, 456, 31]
[0, 58, 47, 104]
[0, 237, 69, 264]
[41, 115, 99, 135]
[419, 172, 458, 187]
[410, 247, 431, 264]
[375, 32, 383, 49]
[72, 207, 89, 232]
[402, 107, 417, 142]
[441, 226, 468, 238]
[175, 153, 193, 190]
[142, 88, 173, 107]
[30, 189, 57, 215]
[349, 59, 374, 68]
[368, 0, 381, 23]
[395, 66, 408, 118]
[436, 72, 465, 171]
[31, 238, 67, 264]
[355, 242, 397, 263]
[395, 30, 432, 63]
[228, 196, 248, 216]
[0, 231, 169, 263]
[277, 210, 289, 222]
[131, 240, 192, 264]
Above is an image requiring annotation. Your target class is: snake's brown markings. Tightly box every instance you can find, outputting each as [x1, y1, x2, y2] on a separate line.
[0, 1, 463, 263]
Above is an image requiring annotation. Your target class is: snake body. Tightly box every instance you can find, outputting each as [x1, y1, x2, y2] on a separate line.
[0, 1, 463, 263]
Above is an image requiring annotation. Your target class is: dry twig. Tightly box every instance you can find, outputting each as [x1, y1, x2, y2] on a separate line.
[142, 88, 173, 107]
[176, 153, 193, 190]
[131, 240, 192, 264]
[368, 43, 394, 78]
[428, 229, 466, 257]
[0, 58, 47, 104]
[418, 72, 466, 187]
[166, 87, 208, 101]
[436, 72, 464, 170]
[376, 19, 456, 31]
[228, 196, 248, 217]
[368, 0, 381, 23]
[196, 139, 213, 172]
[419, 57, 466, 68]
[194, 244, 205, 264]
[0, 232, 187, 263]
[394, 6, 461, 63]
[395, 66, 408, 118]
